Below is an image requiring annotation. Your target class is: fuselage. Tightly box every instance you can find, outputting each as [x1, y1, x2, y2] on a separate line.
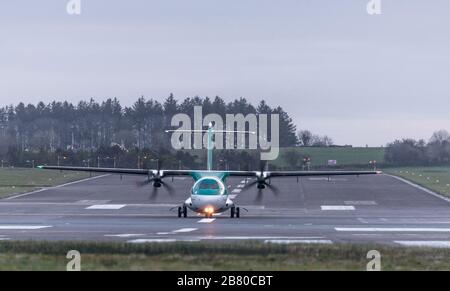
[183, 175, 234, 215]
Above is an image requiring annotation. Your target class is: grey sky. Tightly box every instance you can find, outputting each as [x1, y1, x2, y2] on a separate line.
[1, 0, 449, 146]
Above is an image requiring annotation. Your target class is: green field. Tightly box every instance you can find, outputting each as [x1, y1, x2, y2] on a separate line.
[0, 168, 94, 198]
[385, 167, 450, 198]
[0, 241, 449, 271]
[276, 147, 385, 168]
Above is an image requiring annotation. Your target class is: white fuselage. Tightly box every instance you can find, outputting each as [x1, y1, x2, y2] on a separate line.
[183, 177, 234, 214]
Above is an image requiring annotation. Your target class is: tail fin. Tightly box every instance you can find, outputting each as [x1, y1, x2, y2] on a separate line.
[166, 124, 256, 171]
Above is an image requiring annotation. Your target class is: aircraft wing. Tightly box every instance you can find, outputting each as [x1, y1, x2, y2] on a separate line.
[225, 170, 380, 178]
[37, 166, 193, 177]
[265, 170, 381, 178]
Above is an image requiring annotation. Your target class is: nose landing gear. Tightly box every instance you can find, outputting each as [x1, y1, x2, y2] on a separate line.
[230, 206, 240, 218]
[178, 206, 187, 218]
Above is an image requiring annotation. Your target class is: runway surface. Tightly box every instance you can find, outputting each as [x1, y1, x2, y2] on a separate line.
[1, 173, 450, 247]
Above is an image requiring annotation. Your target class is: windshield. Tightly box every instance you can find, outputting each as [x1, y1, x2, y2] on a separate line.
[192, 178, 224, 195]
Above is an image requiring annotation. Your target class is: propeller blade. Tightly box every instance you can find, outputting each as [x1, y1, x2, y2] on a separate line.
[161, 181, 175, 197]
[136, 178, 155, 188]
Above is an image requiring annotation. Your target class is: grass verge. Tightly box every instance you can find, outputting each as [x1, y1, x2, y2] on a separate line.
[0, 241, 449, 271]
[0, 168, 95, 198]
[385, 167, 450, 198]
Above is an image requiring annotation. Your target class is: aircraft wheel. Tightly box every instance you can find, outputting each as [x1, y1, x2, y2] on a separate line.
[178, 207, 182, 218]
[236, 207, 240, 218]
[230, 207, 235, 218]
[183, 206, 188, 218]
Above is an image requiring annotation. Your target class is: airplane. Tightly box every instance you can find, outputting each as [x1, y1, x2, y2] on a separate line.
[38, 124, 381, 218]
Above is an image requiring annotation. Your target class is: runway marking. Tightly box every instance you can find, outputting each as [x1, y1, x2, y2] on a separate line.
[0, 225, 52, 230]
[173, 228, 198, 233]
[321, 206, 355, 211]
[335, 227, 450, 232]
[104, 234, 145, 238]
[157, 232, 171, 235]
[201, 236, 326, 240]
[198, 218, 216, 223]
[394, 241, 450, 248]
[5, 174, 111, 200]
[265, 240, 333, 245]
[232, 189, 242, 193]
[345, 201, 377, 206]
[86, 204, 126, 210]
[128, 239, 201, 243]
[387, 174, 450, 203]
[229, 194, 237, 199]
[237, 184, 245, 188]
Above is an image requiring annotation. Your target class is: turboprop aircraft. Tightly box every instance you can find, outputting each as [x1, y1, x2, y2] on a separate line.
[38, 124, 381, 218]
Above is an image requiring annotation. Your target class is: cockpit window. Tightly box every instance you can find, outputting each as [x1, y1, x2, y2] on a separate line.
[192, 178, 224, 195]
[198, 179, 220, 190]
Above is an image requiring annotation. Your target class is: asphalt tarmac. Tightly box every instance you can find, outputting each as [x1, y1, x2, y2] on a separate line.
[1, 173, 450, 247]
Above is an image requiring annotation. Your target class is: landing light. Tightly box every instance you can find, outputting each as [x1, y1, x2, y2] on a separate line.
[204, 206, 214, 214]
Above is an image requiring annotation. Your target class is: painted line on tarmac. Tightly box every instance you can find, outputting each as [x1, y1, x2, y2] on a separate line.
[173, 228, 198, 233]
[86, 204, 126, 210]
[198, 218, 216, 223]
[265, 239, 333, 245]
[128, 239, 201, 243]
[104, 234, 146, 238]
[386, 174, 450, 203]
[394, 241, 450, 248]
[5, 174, 111, 200]
[336, 227, 450, 232]
[0, 225, 52, 230]
[321, 205, 355, 211]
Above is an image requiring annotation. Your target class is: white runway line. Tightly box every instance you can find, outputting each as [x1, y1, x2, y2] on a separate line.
[201, 236, 326, 240]
[198, 218, 216, 223]
[229, 194, 237, 199]
[335, 227, 450, 232]
[394, 241, 450, 248]
[129, 239, 201, 243]
[0, 225, 52, 230]
[173, 228, 198, 233]
[232, 189, 242, 193]
[265, 240, 333, 245]
[237, 184, 245, 188]
[321, 205, 355, 211]
[5, 174, 111, 200]
[86, 204, 126, 210]
[104, 234, 145, 238]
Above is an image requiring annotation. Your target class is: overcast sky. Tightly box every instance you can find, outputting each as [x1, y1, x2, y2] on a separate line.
[1, 0, 449, 146]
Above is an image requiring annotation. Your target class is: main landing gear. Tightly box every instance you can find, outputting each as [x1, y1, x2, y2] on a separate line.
[178, 206, 187, 218]
[230, 206, 240, 218]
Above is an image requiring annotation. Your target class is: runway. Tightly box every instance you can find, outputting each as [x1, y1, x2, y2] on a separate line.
[1, 173, 450, 247]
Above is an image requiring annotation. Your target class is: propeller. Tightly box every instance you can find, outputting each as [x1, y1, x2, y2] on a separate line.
[242, 161, 279, 203]
[135, 160, 175, 199]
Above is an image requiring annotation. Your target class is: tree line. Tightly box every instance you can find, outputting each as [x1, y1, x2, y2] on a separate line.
[385, 130, 450, 166]
[0, 95, 300, 169]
